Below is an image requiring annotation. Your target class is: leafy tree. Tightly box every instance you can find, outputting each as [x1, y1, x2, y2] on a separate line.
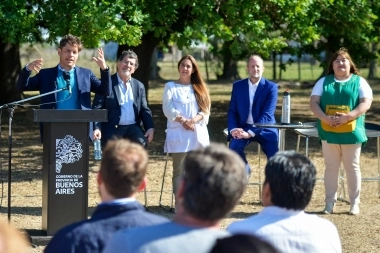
[302, 0, 377, 77]
[120, 0, 325, 85]
[0, 0, 378, 105]
[0, 1, 41, 104]
[0, 0, 143, 104]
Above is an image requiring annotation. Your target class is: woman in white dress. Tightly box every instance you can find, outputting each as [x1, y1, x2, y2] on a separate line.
[162, 55, 211, 194]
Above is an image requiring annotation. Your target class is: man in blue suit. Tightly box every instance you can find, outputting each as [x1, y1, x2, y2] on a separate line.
[228, 55, 279, 175]
[44, 138, 169, 253]
[92, 50, 154, 148]
[17, 34, 111, 110]
[17, 34, 111, 140]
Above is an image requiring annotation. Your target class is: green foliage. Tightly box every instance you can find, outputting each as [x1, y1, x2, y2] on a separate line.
[0, 1, 41, 43]
[39, 0, 144, 47]
[0, 0, 379, 72]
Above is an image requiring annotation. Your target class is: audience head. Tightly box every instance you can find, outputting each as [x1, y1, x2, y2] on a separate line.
[99, 139, 148, 199]
[209, 234, 279, 253]
[263, 151, 316, 210]
[177, 55, 210, 114]
[327, 47, 358, 75]
[59, 34, 83, 52]
[0, 220, 28, 253]
[178, 143, 246, 222]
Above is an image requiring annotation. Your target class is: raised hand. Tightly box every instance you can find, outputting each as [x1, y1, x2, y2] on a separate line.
[92, 48, 107, 70]
[26, 58, 44, 73]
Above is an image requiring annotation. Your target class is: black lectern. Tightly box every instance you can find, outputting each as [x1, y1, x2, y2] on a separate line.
[28, 109, 107, 239]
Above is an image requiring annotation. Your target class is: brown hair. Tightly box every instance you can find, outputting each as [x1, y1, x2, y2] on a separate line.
[59, 34, 83, 52]
[177, 55, 211, 114]
[327, 47, 359, 75]
[100, 139, 148, 198]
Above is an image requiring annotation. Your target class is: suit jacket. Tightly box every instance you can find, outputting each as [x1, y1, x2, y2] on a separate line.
[92, 74, 154, 145]
[17, 65, 111, 140]
[17, 65, 111, 109]
[228, 77, 278, 141]
[44, 201, 169, 253]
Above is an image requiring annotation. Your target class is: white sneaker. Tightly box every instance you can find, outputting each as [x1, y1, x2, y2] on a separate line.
[349, 204, 360, 215]
[323, 203, 334, 214]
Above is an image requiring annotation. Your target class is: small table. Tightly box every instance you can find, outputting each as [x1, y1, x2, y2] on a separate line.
[254, 123, 314, 151]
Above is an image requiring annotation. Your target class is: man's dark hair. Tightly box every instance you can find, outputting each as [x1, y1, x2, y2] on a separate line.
[117, 50, 139, 68]
[264, 151, 316, 210]
[59, 34, 83, 51]
[100, 139, 148, 198]
[181, 143, 246, 222]
[210, 234, 279, 253]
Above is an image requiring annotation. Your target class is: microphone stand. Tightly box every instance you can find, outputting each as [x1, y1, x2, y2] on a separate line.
[0, 87, 68, 221]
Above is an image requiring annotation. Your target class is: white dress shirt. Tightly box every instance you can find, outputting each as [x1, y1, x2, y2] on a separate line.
[246, 78, 260, 124]
[227, 206, 342, 253]
[117, 74, 136, 125]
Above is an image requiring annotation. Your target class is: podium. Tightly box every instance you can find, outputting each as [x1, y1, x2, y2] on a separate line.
[28, 109, 107, 241]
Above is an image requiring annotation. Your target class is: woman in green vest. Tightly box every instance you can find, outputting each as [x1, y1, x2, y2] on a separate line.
[310, 48, 373, 215]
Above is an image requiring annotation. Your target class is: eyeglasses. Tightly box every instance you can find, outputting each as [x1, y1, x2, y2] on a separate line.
[120, 60, 136, 67]
[334, 58, 347, 64]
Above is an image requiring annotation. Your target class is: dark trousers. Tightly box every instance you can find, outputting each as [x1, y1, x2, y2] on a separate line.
[229, 126, 278, 170]
[114, 124, 147, 148]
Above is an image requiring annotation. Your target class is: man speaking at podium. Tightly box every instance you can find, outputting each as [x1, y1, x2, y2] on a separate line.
[16, 34, 111, 115]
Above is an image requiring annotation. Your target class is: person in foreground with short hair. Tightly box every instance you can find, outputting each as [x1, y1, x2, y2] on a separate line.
[103, 143, 247, 253]
[228, 151, 342, 253]
[44, 139, 169, 253]
[209, 234, 279, 253]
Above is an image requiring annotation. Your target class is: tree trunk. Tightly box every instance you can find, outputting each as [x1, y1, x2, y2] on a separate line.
[272, 52, 277, 80]
[218, 41, 239, 80]
[0, 42, 22, 105]
[368, 42, 377, 79]
[117, 32, 161, 98]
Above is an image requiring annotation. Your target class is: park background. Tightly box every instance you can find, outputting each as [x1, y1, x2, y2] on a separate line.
[1, 0, 380, 252]
[0, 46, 379, 252]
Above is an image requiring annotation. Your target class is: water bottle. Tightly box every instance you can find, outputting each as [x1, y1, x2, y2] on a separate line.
[281, 89, 291, 124]
[94, 139, 102, 160]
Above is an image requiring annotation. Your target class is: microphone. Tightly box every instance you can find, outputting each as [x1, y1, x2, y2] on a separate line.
[63, 71, 72, 94]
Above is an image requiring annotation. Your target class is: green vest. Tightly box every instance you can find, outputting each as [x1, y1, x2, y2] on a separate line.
[317, 74, 367, 144]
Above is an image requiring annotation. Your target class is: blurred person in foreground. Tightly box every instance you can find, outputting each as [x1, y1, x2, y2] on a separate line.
[103, 143, 247, 253]
[162, 55, 211, 194]
[227, 55, 278, 177]
[17, 34, 111, 139]
[44, 139, 169, 253]
[310, 47, 372, 215]
[209, 234, 279, 253]
[92, 50, 154, 148]
[0, 220, 28, 253]
[228, 151, 342, 253]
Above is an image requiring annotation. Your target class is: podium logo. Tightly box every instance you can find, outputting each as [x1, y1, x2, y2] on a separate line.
[56, 135, 83, 173]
